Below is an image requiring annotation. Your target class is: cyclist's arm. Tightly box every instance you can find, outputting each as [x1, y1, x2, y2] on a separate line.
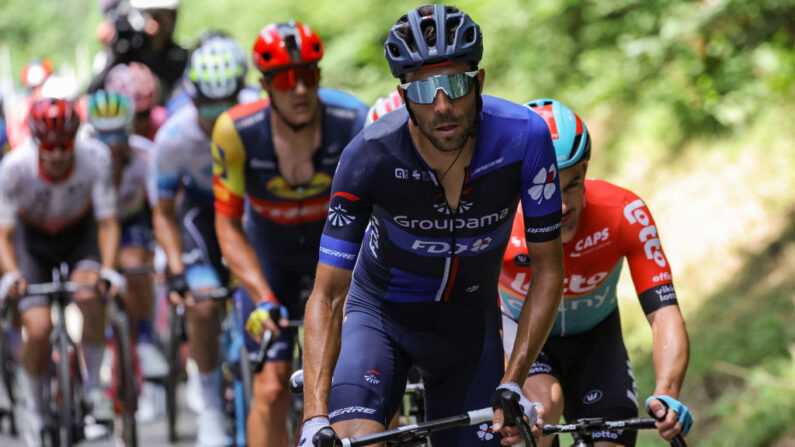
[648, 306, 689, 396]
[0, 225, 18, 274]
[153, 198, 184, 275]
[211, 111, 273, 302]
[215, 214, 274, 301]
[303, 263, 352, 419]
[502, 237, 563, 383]
[97, 216, 121, 270]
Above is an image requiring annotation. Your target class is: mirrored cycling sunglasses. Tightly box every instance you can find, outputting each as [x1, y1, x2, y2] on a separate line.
[266, 65, 320, 91]
[400, 71, 479, 104]
[38, 139, 75, 152]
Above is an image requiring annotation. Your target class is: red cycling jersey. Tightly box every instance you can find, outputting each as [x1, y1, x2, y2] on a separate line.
[499, 179, 678, 336]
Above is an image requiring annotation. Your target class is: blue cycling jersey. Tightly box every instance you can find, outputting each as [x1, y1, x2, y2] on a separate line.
[318, 95, 562, 307]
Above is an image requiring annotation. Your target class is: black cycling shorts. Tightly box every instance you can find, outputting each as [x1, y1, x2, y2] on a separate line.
[177, 193, 228, 289]
[15, 215, 100, 313]
[503, 309, 639, 446]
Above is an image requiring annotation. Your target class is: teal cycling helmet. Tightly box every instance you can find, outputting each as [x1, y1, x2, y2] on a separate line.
[525, 99, 591, 169]
[87, 90, 135, 133]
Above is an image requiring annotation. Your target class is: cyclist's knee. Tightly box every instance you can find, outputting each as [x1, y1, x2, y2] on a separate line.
[71, 268, 100, 302]
[119, 246, 148, 269]
[21, 307, 53, 342]
[253, 373, 289, 408]
[188, 296, 219, 322]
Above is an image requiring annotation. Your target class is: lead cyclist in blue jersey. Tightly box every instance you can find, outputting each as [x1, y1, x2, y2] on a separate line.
[301, 5, 565, 446]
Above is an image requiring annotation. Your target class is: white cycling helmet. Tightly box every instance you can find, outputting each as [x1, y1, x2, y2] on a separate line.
[365, 90, 404, 126]
[186, 35, 248, 100]
[130, 0, 179, 9]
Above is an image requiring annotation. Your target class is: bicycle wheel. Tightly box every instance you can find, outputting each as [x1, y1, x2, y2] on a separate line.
[112, 305, 138, 447]
[56, 333, 74, 447]
[165, 306, 181, 443]
[238, 343, 253, 413]
[0, 316, 17, 436]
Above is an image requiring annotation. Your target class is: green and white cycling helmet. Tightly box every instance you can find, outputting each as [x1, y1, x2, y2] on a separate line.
[186, 34, 247, 100]
[87, 89, 135, 133]
[525, 98, 591, 169]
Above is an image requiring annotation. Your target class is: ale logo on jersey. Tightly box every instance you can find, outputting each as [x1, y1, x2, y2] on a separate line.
[528, 164, 558, 204]
[265, 172, 332, 200]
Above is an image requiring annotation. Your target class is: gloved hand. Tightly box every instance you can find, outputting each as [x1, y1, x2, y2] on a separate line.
[166, 272, 189, 305]
[298, 416, 336, 447]
[245, 300, 288, 341]
[491, 381, 542, 446]
[493, 382, 540, 427]
[645, 394, 694, 435]
[0, 272, 23, 300]
[100, 267, 127, 296]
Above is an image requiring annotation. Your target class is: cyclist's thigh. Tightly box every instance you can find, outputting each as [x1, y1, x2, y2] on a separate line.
[558, 311, 638, 446]
[328, 309, 409, 428]
[120, 212, 154, 254]
[65, 221, 101, 301]
[179, 198, 229, 285]
[523, 373, 564, 426]
[15, 223, 58, 313]
[421, 306, 503, 447]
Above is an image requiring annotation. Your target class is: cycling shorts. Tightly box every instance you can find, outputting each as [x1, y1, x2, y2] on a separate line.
[234, 228, 317, 362]
[178, 193, 228, 290]
[120, 211, 154, 250]
[15, 215, 100, 313]
[329, 300, 504, 446]
[502, 309, 639, 446]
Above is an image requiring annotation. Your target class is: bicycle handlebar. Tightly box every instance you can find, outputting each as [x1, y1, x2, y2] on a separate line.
[542, 417, 688, 447]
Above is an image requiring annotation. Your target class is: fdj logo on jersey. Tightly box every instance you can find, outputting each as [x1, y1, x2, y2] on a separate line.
[411, 237, 493, 255]
[623, 199, 666, 267]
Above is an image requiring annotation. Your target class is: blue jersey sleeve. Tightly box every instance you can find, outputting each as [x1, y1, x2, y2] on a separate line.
[519, 110, 562, 242]
[318, 133, 375, 270]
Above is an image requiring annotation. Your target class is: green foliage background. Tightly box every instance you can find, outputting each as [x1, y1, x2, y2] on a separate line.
[2, 0, 794, 445]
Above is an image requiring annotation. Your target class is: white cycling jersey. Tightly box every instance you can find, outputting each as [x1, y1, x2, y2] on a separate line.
[0, 138, 116, 233]
[117, 134, 157, 220]
[153, 104, 214, 202]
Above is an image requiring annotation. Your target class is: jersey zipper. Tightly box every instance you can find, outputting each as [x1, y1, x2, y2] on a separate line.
[432, 167, 470, 302]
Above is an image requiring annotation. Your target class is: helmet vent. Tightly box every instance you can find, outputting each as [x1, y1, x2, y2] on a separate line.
[284, 35, 300, 61]
[571, 133, 583, 155]
[262, 52, 272, 61]
[446, 17, 461, 45]
[387, 43, 402, 58]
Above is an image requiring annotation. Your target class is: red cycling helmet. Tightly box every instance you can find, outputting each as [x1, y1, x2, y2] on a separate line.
[105, 62, 160, 112]
[21, 58, 54, 88]
[252, 21, 323, 72]
[28, 98, 81, 149]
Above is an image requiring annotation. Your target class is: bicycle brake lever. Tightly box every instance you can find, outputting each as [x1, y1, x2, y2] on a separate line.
[494, 389, 536, 447]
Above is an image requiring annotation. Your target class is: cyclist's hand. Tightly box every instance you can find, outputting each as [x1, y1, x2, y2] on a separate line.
[491, 382, 541, 446]
[166, 272, 191, 306]
[99, 268, 127, 297]
[298, 416, 336, 447]
[245, 300, 288, 341]
[646, 395, 693, 441]
[0, 272, 25, 301]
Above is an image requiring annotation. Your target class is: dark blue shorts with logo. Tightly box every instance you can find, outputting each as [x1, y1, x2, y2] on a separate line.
[329, 297, 504, 446]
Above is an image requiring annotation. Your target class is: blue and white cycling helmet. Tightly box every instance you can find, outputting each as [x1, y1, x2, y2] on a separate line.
[186, 34, 247, 100]
[525, 99, 591, 169]
[385, 4, 482, 79]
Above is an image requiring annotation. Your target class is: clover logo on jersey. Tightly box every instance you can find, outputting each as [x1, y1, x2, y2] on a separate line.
[477, 423, 494, 441]
[328, 205, 356, 227]
[527, 164, 558, 205]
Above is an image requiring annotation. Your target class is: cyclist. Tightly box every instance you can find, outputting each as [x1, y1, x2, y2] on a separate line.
[104, 62, 168, 140]
[0, 98, 124, 446]
[88, 0, 188, 98]
[499, 99, 692, 446]
[85, 89, 167, 420]
[300, 5, 564, 446]
[152, 33, 248, 447]
[212, 21, 367, 446]
[6, 58, 54, 149]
